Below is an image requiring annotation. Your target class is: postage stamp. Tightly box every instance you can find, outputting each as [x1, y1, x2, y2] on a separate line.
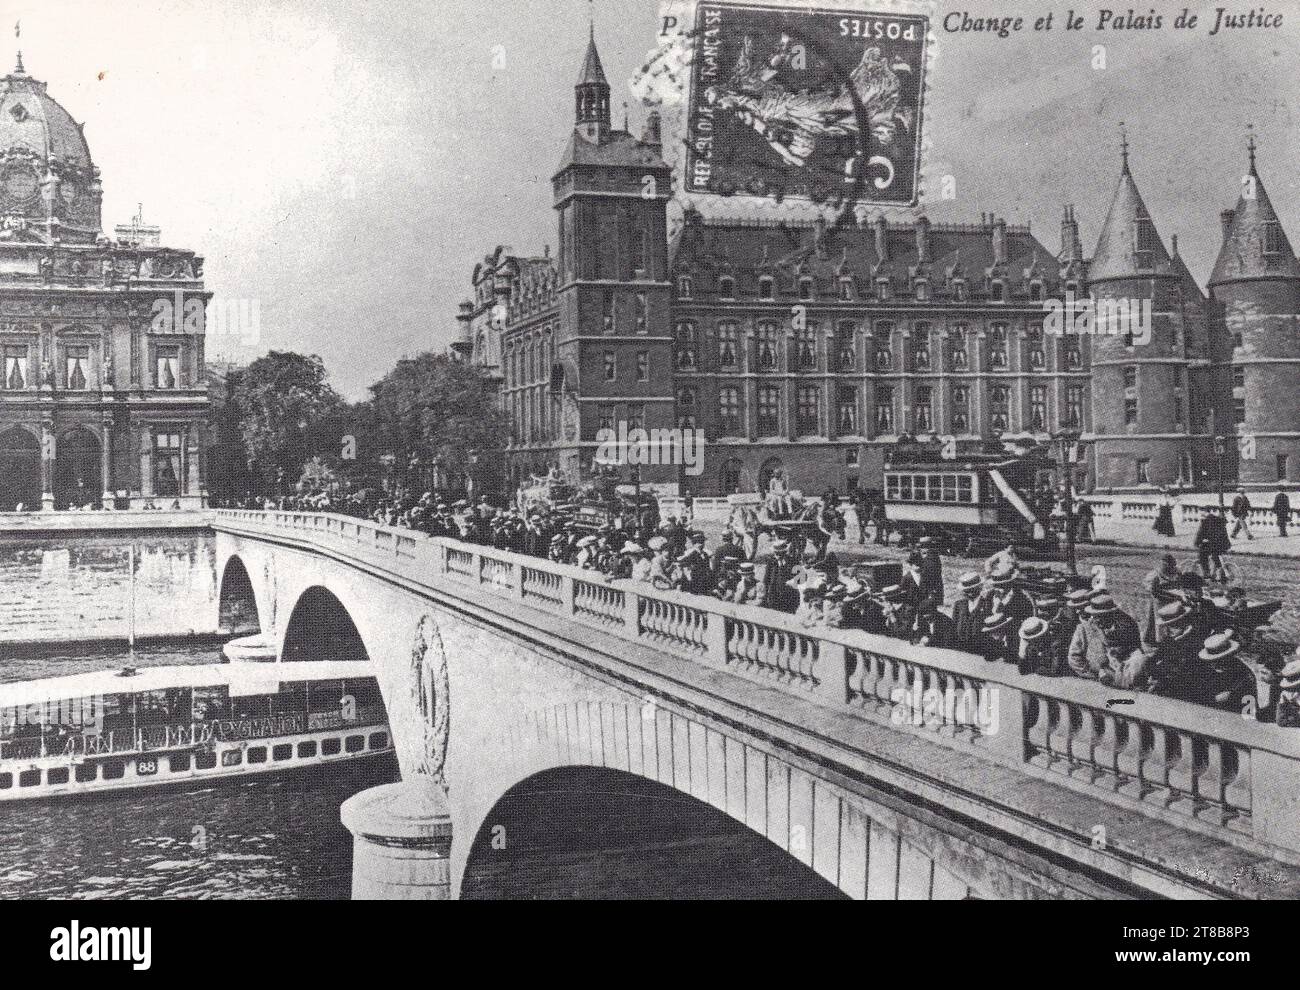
[646, 1, 929, 213]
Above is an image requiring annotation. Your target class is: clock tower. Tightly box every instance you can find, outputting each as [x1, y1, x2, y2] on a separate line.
[551, 28, 677, 482]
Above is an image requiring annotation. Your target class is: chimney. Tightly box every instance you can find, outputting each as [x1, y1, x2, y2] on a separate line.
[992, 217, 1007, 266]
[813, 214, 828, 257]
[641, 110, 662, 147]
[1220, 209, 1236, 243]
[1060, 205, 1080, 262]
[873, 215, 889, 261]
[915, 216, 931, 264]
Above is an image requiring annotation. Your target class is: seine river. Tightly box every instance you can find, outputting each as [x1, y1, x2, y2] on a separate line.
[0, 642, 842, 900]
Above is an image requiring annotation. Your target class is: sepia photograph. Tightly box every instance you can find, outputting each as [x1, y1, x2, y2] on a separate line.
[0, 0, 1296, 959]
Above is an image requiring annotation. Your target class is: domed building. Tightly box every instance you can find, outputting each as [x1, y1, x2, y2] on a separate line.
[0, 55, 211, 510]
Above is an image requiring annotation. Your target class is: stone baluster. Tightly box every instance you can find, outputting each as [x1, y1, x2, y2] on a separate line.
[1164, 728, 1199, 815]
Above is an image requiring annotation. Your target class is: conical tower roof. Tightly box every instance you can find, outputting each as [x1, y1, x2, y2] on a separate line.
[577, 26, 608, 86]
[1209, 140, 1300, 285]
[1088, 137, 1174, 282]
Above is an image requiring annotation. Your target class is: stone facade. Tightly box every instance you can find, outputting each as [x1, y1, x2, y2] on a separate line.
[456, 32, 1298, 497]
[0, 57, 210, 510]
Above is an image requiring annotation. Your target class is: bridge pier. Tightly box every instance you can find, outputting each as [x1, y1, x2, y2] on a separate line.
[341, 778, 453, 900]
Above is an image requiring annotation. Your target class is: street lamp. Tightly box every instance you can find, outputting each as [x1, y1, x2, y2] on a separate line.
[1213, 435, 1227, 512]
[1052, 427, 1082, 575]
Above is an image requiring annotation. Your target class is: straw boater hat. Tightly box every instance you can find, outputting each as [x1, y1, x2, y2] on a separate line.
[648, 536, 668, 551]
[771, 539, 791, 553]
[550, 534, 566, 545]
[1035, 597, 1063, 616]
[1019, 616, 1049, 642]
[983, 612, 1012, 634]
[1156, 601, 1192, 628]
[1199, 632, 1241, 664]
[918, 537, 934, 548]
[737, 562, 756, 575]
[958, 571, 982, 592]
[1085, 593, 1120, 616]
[824, 584, 846, 601]
[1279, 648, 1300, 691]
[1065, 588, 1093, 609]
[577, 535, 598, 548]
[990, 565, 1018, 587]
[620, 541, 643, 554]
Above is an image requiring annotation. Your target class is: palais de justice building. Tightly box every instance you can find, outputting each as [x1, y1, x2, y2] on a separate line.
[0, 56, 210, 510]
[456, 32, 1300, 497]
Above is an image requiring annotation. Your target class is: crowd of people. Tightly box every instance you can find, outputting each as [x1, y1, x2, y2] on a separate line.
[237, 482, 1295, 724]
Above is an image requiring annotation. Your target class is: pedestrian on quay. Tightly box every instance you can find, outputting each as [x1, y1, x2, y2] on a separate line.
[1153, 488, 1176, 537]
[1274, 488, 1292, 538]
[950, 572, 985, 652]
[1193, 506, 1232, 582]
[1230, 488, 1254, 541]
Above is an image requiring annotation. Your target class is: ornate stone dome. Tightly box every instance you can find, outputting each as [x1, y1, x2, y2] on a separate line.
[0, 54, 102, 239]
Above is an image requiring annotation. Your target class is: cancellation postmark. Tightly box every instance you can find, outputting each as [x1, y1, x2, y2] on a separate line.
[645, 1, 929, 215]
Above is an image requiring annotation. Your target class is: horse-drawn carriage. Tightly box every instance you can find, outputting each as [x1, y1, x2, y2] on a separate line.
[725, 491, 839, 560]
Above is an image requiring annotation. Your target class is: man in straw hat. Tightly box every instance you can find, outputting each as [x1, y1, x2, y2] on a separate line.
[879, 584, 916, 641]
[1150, 629, 1255, 711]
[951, 572, 986, 653]
[980, 612, 1015, 663]
[912, 594, 954, 649]
[731, 561, 761, 605]
[1033, 595, 1074, 677]
[1087, 593, 1146, 689]
[1018, 616, 1052, 676]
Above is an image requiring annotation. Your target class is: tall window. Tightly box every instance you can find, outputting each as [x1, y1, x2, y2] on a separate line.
[838, 277, 853, 301]
[677, 387, 696, 429]
[1066, 344, 1082, 369]
[836, 323, 856, 371]
[153, 431, 182, 496]
[1136, 458, 1150, 485]
[873, 322, 893, 370]
[718, 387, 741, 435]
[1173, 396, 1185, 432]
[1278, 454, 1290, 482]
[1125, 398, 1138, 424]
[875, 386, 894, 433]
[67, 345, 91, 390]
[915, 386, 933, 432]
[718, 275, 735, 298]
[796, 386, 820, 436]
[757, 322, 779, 371]
[798, 276, 813, 301]
[1030, 385, 1046, 431]
[796, 324, 817, 369]
[1264, 221, 1283, 257]
[718, 321, 738, 368]
[1123, 365, 1137, 388]
[989, 385, 1010, 431]
[602, 290, 615, 333]
[758, 276, 774, 300]
[678, 275, 693, 298]
[1135, 216, 1155, 264]
[913, 337, 931, 372]
[626, 403, 644, 431]
[603, 350, 616, 382]
[989, 324, 1008, 369]
[1234, 395, 1247, 424]
[3, 344, 27, 390]
[838, 387, 857, 433]
[675, 321, 697, 370]
[950, 326, 969, 370]
[757, 386, 781, 435]
[1066, 386, 1084, 428]
[597, 404, 615, 433]
[634, 292, 648, 333]
[636, 350, 649, 382]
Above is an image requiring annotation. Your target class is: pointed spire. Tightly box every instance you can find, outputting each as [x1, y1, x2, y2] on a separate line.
[1247, 124, 1258, 175]
[1209, 138, 1300, 286]
[13, 50, 22, 74]
[1119, 121, 1130, 175]
[577, 23, 608, 86]
[1089, 137, 1175, 282]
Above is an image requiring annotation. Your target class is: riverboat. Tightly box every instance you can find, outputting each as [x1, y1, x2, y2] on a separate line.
[0, 659, 392, 801]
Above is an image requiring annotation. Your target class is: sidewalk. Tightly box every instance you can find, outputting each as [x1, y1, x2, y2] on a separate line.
[1091, 520, 1300, 560]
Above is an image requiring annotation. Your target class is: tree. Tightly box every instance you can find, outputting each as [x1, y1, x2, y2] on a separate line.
[233, 351, 344, 494]
[366, 352, 509, 494]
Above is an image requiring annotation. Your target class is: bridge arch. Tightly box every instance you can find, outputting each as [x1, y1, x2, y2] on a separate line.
[461, 765, 844, 899]
[280, 585, 371, 664]
[450, 699, 989, 900]
[216, 554, 261, 635]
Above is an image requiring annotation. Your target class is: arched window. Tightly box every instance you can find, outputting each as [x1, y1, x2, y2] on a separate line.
[718, 275, 735, 298]
[758, 276, 774, 300]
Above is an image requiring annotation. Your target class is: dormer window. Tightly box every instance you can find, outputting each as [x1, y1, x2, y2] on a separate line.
[989, 280, 1005, 303]
[838, 277, 853, 301]
[718, 275, 735, 298]
[758, 276, 774, 300]
[798, 276, 813, 301]
[1264, 221, 1283, 257]
[914, 279, 928, 302]
[1028, 281, 1043, 302]
[876, 277, 890, 301]
[953, 279, 967, 301]
[1135, 217, 1155, 268]
[678, 275, 694, 298]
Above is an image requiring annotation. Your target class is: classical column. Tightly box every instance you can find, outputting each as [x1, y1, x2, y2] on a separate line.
[340, 778, 453, 900]
[40, 420, 54, 511]
[101, 416, 114, 510]
[139, 428, 153, 502]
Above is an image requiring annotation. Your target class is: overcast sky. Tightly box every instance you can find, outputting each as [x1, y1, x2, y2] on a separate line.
[17, 0, 1300, 399]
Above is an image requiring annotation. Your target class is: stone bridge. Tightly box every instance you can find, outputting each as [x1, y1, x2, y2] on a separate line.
[212, 509, 1300, 900]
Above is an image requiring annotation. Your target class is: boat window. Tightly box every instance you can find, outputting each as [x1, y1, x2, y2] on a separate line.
[0, 772, 10, 789]
[942, 476, 958, 502]
[297, 741, 317, 758]
[272, 744, 292, 761]
[47, 767, 69, 785]
[221, 750, 242, 767]
[345, 735, 365, 754]
[899, 476, 913, 500]
[19, 769, 41, 787]
[322, 737, 342, 756]
[368, 732, 388, 750]
[958, 476, 973, 503]
[169, 754, 191, 773]
[247, 746, 267, 764]
[195, 752, 218, 771]
[928, 476, 943, 502]
[192, 685, 231, 722]
[75, 764, 97, 783]
[102, 761, 125, 780]
[102, 693, 131, 735]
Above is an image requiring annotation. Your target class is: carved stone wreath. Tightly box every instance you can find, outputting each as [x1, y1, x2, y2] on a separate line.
[409, 614, 451, 785]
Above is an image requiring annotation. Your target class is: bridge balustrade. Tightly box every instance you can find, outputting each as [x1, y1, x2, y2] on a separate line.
[214, 508, 1300, 861]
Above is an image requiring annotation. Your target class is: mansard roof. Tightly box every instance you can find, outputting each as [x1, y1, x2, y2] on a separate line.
[1209, 151, 1300, 285]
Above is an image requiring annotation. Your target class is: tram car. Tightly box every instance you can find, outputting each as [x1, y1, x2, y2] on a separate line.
[883, 449, 1058, 558]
